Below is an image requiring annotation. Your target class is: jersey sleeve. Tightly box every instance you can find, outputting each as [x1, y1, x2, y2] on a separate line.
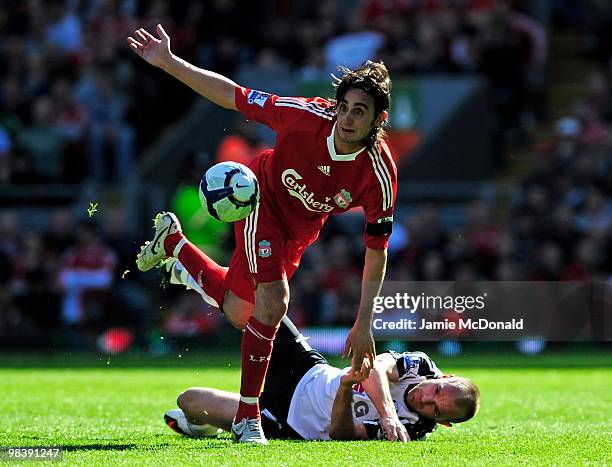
[234, 86, 334, 134]
[384, 350, 443, 380]
[401, 417, 437, 440]
[362, 417, 437, 441]
[362, 140, 397, 250]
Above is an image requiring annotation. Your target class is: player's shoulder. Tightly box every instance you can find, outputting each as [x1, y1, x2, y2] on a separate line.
[361, 139, 396, 212]
[287, 95, 334, 110]
[273, 95, 336, 122]
[384, 350, 441, 379]
[367, 139, 397, 174]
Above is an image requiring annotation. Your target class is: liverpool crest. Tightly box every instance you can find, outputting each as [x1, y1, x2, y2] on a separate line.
[333, 189, 352, 209]
[258, 240, 272, 258]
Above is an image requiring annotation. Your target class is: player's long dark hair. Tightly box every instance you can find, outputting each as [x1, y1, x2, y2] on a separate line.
[332, 60, 392, 148]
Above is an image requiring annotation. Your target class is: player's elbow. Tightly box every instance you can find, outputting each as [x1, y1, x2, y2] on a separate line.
[329, 423, 359, 441]
[329, 428, 354, 441]
[219, 84, 238, 111]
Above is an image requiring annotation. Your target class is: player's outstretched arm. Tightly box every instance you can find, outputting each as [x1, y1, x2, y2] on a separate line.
[343, 247, 388, 372]
[329, 360, 371, 440]
[127, 24, 238, 110]
[361, 353, 408, 442]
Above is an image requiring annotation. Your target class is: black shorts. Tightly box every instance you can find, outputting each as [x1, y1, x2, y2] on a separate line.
[259, 318, 327, 440]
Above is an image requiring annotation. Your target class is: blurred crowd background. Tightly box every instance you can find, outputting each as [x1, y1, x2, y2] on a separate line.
[0, 0, 610, 352]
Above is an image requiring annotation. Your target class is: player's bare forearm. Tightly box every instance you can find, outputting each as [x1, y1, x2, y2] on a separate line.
[361, 354, 408, 442]
[357, 247, 387, 326]
[361, 356, 397, 420]
[343, 248, 387, 368]
[160, 55, 238, 110]
[330, 362, 371, 440]
[329, 379, 363, 440]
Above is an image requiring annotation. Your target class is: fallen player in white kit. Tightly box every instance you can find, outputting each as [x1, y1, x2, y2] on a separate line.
[161, 258, 480, 441]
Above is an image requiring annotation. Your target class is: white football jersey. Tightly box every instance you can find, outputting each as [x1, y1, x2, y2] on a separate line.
[287, 351, 442, 440]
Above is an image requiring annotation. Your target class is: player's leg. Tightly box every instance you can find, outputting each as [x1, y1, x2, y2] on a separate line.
[164, 387, 238, 438]
[232, 278, 288, 444]
[162, 225, 228, 308]
[135, 211, 247, 315]
[177, 387, 239, 431]
[230, 205, 309, 443]
[168, 318, 316, 441]
[222, 289, 253, 329]
[235, 242, 307, 419]
[161, 258, 253, 329]
[236, 279, 288, 417]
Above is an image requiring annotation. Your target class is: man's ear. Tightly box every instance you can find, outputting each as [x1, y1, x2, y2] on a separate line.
[442, 374, 455, 379]
[375, 110, 388, 126]
[439, 421, 452, 427]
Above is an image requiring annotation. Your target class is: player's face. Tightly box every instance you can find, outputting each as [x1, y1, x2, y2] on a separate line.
[406, 379, 463, 424]
[334, 88, 384, 152]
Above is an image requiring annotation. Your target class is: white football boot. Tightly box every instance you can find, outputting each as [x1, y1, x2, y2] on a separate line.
[136, 212, 182, 272]
[231, 418, 269, 445]
[164, 409, 222, 438]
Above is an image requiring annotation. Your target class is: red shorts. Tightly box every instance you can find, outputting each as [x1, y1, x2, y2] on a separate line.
[223, 204, 307, 304]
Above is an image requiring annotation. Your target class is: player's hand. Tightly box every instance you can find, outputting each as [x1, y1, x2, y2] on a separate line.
[380, 416, 409, 442]
[127, 24, 172, 68]
[343, 323, 375, 373]
[340, 358, 371, 387]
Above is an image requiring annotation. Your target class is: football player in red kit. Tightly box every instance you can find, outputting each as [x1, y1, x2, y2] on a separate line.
[128, 24, 397, 445]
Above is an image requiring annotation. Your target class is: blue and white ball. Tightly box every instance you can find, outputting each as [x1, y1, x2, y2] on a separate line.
[199, 161, 259, 222]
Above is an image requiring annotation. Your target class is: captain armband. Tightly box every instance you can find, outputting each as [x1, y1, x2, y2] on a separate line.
[365, 216, 393, 236]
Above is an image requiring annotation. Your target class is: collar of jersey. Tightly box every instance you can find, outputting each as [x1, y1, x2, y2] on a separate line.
[327, 123, 365, 161]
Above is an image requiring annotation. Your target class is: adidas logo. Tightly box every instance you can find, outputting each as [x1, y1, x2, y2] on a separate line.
[318, 165, 330, 176]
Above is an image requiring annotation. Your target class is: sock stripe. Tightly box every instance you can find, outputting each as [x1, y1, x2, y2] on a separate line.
[173, 237, 187, 257]
[184, 272, 219, 307]
[246, 323, 274, 341]
[240, 396, 259, 405]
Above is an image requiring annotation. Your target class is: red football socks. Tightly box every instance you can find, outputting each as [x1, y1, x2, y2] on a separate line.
[164, 232, 227, 307]
[235, 316, 278, 421]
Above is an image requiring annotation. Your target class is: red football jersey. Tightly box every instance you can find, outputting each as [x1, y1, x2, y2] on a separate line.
[235, 86, 397, 250]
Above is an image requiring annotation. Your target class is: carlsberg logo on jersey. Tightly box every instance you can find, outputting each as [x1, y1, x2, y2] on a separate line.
[281, 169, 334, 213]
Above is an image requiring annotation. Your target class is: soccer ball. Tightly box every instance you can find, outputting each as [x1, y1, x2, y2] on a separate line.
[199, 161, 260, 222]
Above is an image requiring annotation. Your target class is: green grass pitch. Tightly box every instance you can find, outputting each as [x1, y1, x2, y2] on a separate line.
[1, 351, 610, 466]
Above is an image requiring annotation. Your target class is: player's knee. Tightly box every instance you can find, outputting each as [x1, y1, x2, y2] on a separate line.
[256, 280, 289, 323]
[222, 290, 254, 330]
[177, 388, 200, 414]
